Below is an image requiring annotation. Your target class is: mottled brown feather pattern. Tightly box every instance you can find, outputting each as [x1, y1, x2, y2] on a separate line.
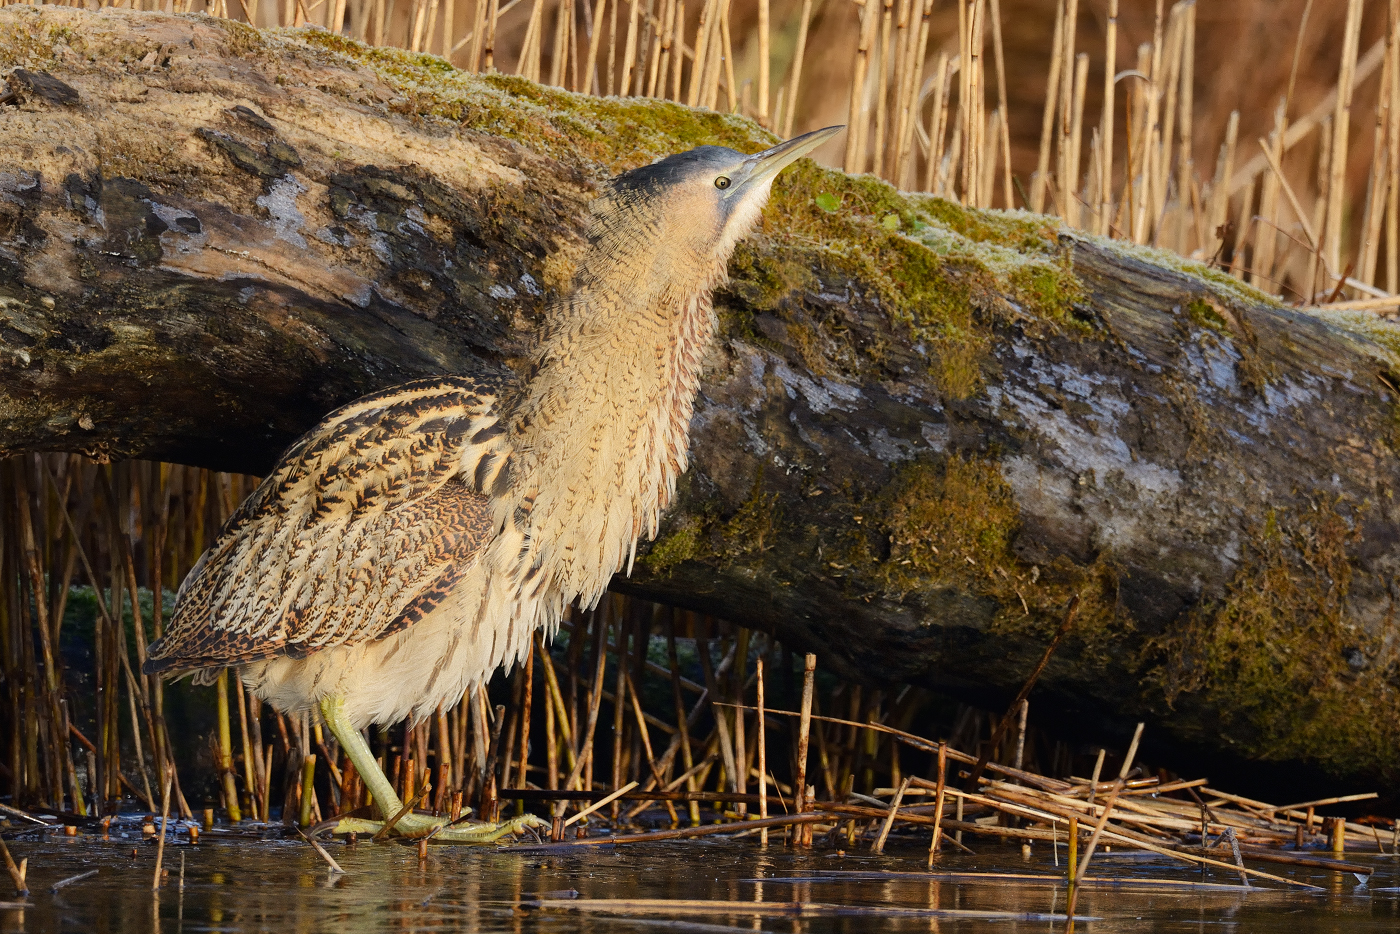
[140, 140, 804, 727]
[147, 376, 508, 677]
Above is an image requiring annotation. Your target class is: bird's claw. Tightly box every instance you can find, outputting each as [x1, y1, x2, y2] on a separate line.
[328, 812, 549, 844]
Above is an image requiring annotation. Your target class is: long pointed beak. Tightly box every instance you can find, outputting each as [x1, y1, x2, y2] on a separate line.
[732, 125, 845, 196]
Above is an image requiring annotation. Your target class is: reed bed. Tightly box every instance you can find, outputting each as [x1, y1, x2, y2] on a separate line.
[1, 451, 1395, 910]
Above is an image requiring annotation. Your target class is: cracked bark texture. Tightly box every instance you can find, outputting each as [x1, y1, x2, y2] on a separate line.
[5, 6, 1400, 788]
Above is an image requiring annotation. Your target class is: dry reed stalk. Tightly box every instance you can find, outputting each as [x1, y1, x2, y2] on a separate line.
[980, 107, 1000, 206]
[1031, 0, 1065, 212]
[891, 0, 912, 176]
[669, 0, 684, 100]
[1360, 28, 1395, 287]
[1066, 52, 1087, 225]
[560, 614, 607, 798]
[1206, 110, 1239, 256]
[755, 657, 768, 843]
[872, 775, 910, 853]
[434, 705, 452, 812]
[1129, 0, 1163, 244]
[782, 0, 813, 138]
[605, 0, 618, 94]
[623, 671, 678, 823]
[692, 625, 735, 797]
[620, 0, 640, 96]
[215, 670, 242, 821]
[1323, 0, 1365, 274]
[902, 0, 935, 186]
[1229, 177, 1254, 278]
[1251, 103, 1285, 290]
[1388, 0, 1400, 293]
[646, 0, 669, 96]
[549, 0, 571, 87]
[539, 637, 580, 776]
[298, 754, 317, 828]
[1174, 0, 1194, 254]
[1151, 4, 1185, 244]
[1069, 722, 1144, 911]
[756, 0, 769, 124]
[922, 52, 951, 191]
[234, 675, 255, 820]
[718, 0, 737, 112]
[1258, 135, 1321, 256]
[985, 0, 1011, 205]
[151, 766, 172, 891]
[582, 0, 607, 92]
[1052, 0, 1077, 216]
[609, 622, 629, 814]
[926, 741, 946, 863]
[845, 0, 876, 173]
[794, 653, 816, 844]
[664, 619, 699, 825]
[516, 641, 534, 793]
[686, 0, 716, 106]
[871, 0, 895, 179]
[700, 1, 726, 109]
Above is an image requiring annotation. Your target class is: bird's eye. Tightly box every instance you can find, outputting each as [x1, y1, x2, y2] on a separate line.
[714, 176, 731, 190]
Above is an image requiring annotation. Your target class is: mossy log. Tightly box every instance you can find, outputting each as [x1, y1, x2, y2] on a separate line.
[5, 7, 1400, 789]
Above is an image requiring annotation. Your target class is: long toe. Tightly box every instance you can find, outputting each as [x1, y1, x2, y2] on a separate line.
[430, 814, 550, 844]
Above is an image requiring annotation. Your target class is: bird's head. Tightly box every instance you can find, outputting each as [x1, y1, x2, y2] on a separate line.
[585, 126, 844, 298]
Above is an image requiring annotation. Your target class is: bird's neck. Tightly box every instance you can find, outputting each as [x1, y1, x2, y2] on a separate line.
[509, 240, 723, 609]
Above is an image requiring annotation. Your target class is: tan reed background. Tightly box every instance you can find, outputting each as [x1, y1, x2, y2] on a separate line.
[0, 0, 1389, 306]
[3, 0, 1399, 835]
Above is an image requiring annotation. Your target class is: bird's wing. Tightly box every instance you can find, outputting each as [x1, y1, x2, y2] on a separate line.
[144, 375, 514, 676]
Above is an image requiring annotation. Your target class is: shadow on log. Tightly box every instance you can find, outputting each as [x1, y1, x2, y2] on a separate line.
[4, 7, 1400, 788]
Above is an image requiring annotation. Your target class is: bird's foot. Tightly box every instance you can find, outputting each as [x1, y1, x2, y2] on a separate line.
[331, 812, 549, 844]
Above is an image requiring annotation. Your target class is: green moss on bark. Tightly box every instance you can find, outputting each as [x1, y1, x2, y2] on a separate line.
[1148, 504, 1400, 778]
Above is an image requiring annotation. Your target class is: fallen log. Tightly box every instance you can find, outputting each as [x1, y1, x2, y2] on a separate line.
[4, 7, 1400, 787]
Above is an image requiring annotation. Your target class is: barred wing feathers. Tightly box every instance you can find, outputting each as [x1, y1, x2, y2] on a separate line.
[144, 376, 512, 676]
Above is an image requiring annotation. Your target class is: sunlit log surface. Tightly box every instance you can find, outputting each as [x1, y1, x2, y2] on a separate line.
[4, 6, 1400, 784]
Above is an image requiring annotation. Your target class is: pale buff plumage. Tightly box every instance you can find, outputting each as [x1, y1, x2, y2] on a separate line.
[145, 130, 842, 738]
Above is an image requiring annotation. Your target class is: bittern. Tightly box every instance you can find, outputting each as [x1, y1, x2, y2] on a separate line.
[144, 125, 843, 842]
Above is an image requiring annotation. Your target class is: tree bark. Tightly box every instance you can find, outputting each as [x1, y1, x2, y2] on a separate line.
[5, 7, 1400, 786]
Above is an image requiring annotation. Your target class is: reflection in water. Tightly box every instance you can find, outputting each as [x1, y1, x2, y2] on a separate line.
[0, 829, 1397, 933]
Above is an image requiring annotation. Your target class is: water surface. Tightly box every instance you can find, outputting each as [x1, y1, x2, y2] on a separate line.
[3, 820, 1398, 933]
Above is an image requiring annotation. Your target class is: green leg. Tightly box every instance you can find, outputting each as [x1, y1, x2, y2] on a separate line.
[320, 695, 403, 820]
[316, 695, 548, 844]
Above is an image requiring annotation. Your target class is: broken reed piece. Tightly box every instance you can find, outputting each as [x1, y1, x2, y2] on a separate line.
[298, 754, 317, 829]
[794, 653, 816, 847]
[0, 837, 25, 898]
[756, 657, 768, 845]
[1066, 722, 1144, 919]
[927, 742, 948, 866]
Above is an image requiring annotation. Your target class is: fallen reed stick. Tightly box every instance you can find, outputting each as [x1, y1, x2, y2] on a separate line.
[872, 775, 911, 854]
[772, 868, 1252, 891]
[374, 781, 431, 841]
[523, 897, 1069, 921]
[297, 827, 347, 873]
[563, 780, 639, 827]
[49, 870, 97, 894]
